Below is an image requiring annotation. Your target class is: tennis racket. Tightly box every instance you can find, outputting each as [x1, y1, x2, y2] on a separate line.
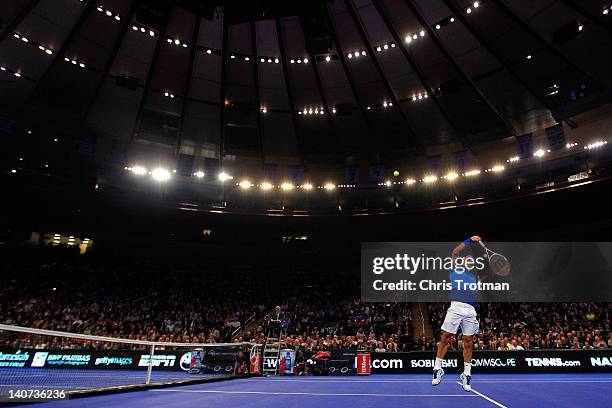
[478, 241, 511, 277]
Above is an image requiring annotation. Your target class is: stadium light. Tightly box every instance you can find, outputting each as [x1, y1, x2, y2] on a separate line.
[490, 165, 505, 173]
[507, 156, 520, 163]
[260, 182, 274, 190]
[281, 182, 294, 191]
[423, 175, 438, 183]
[445, 172, 459, 181]
[324, 183, 336, 190]
[405, 179, 416, 185]
[152, 168, 171, 182]
[194, 171, 205, 178]
[131, 166, 147, 175]
[302, 183, 313, 190]
[584, 140, 608, 150]
[218, 172, 233, 182]
[533, 149, 546, 158]
[464, 169, 481, 177]
[239, 180, 252, 189]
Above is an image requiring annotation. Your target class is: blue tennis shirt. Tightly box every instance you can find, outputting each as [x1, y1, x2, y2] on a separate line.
[449, 237, 477, 306]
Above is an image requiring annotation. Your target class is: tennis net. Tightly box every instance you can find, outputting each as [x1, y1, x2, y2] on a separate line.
[0, 324, 259, 398]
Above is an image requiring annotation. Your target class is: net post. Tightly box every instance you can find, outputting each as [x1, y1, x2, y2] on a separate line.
[146, 344, 155, 384]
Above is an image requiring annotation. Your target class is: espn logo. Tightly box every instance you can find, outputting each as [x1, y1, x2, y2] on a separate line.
[138, 355, 176, 367]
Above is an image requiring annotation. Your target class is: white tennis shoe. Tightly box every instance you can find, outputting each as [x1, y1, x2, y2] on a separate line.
[460, 372, 472, 392]
[432, 368, 444, 386]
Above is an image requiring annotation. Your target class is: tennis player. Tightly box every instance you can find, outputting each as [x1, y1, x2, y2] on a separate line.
[432, 235, 482, 392]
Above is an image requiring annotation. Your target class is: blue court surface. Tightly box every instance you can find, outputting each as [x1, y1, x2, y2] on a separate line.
[14, 373, 612, 408]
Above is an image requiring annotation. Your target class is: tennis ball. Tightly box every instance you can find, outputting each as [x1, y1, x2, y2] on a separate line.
[393, 170, 400, 177]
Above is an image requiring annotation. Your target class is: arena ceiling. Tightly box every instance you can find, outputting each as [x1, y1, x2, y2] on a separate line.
[1, 0, 611, 164]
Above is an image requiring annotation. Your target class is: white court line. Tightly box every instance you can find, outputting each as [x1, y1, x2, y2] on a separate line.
[151, 389, 477, 398]
[456, 382, 508, 408]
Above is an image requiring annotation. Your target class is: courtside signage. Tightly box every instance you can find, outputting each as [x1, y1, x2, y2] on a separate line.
[370, 350, 611, 373]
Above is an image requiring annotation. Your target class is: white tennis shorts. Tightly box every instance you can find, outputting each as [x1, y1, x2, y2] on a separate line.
[441, 301, 479, 336]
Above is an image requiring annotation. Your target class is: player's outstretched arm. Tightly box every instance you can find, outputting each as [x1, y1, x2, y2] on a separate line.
[451, 242, 466, 262]
[451, 236, 481, 261]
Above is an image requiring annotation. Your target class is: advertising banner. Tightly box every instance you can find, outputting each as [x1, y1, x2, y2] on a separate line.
[4, 348, 611, 375]
[370, 350, 612, 374]
[0, 347, 242, 374]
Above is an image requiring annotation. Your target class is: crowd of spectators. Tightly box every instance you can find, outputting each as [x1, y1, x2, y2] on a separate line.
[1, 247, 268, 349]
[1, 246, 611, 352]
[428, 302, 612, 351]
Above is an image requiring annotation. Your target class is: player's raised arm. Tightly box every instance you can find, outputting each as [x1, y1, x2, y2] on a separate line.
[451, 236, 481, 261]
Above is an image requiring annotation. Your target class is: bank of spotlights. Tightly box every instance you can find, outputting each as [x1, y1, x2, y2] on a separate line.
[218, 172, 233, 182]
[152, 168, 171, 182]
[238, 180, 252, 189]
[323, 183, 336, 190]
[131, 166, 147, 175]
[444, 172, 459, 181]
[423, 175, 438, 184]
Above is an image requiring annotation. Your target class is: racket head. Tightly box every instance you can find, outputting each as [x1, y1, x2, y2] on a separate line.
[489, 253, 511, 277]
